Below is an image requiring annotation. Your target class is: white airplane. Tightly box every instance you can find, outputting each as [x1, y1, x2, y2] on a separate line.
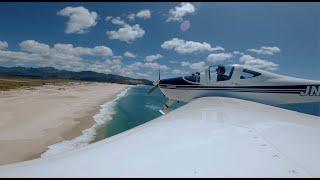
[148, 64, 320, 113]
[0, 65, 319, 178]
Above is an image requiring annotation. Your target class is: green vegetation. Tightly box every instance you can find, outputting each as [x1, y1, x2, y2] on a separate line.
[0, 77, 72, 91]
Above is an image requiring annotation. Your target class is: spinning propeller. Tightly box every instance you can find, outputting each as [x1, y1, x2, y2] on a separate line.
[146, 68, 177, 115]
[147, 68, 161, 95]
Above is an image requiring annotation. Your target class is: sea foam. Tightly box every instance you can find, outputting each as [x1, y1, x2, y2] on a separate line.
[40, 87, 130, 158]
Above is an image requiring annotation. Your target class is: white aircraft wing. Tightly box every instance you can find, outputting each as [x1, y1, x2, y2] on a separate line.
[0, 97, 319, 178]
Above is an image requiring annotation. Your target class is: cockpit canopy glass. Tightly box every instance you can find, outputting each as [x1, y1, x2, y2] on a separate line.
[209, 65, 234, 82]
[240, 69, 261, 79]
[184, 72, 201, 83]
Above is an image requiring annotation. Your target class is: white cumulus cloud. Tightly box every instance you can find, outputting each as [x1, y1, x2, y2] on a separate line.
[127, 9, 151, 21]
[247, 46, 281, 55]
[239, 54, 279, 71]
[58, 6, 98, 34]
[145, 54, 163, 62]
[0, 41, 8, 50]
[144, 62, 170, 71]
[127, 62, 143, 71]
[136, 9, 151, 19]
[106, 17, 145, 43]
[172, 69, 189, 75]
[127, 13, 135, 21]
[107, 24, 145, 43]
[161, 38, 224, 54]
[0, 40, 115, 73]
[123, 51, 137, 58]
[52, 43, 113, 57]
[181, 61, 206, 71]
[92, 46, 114, 57]
[167, 2, 196, 22]
[111, 17, 127, 26]
[206, 53, 233, 63]
[105, 16, 112, 21]
[127, 61, 169, 71]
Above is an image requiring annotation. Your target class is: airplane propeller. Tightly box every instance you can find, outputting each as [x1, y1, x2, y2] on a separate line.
[147, 68, 161, 95]
[147, 67, 179, 115]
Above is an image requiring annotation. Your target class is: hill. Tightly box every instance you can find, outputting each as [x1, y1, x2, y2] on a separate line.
[0, 66, 153, 85]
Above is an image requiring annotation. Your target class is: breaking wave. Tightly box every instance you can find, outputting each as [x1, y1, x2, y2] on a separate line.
[40, 87, 131, 158]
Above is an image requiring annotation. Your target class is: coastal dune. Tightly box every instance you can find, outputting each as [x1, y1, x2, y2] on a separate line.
[0, 82, 129, 165]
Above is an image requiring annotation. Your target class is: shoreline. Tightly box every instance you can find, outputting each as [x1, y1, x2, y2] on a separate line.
[0, 82, 131, 165]
[40, 87, 131, 158]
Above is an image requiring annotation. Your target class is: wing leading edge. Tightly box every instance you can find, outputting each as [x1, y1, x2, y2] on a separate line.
[0, 97, 319, 177]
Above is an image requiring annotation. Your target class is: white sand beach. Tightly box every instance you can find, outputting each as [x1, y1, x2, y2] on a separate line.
[0, 82, 129, 165]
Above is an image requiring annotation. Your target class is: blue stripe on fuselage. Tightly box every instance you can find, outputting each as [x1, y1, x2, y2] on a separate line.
[158, 84, 319, 94]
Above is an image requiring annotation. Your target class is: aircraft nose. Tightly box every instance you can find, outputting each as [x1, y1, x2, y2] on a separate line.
[158, 79, 165, 85]
[158, 78, 173, 85]
[159, 77, 184, 86]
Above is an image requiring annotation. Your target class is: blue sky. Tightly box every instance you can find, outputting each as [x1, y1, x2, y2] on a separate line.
[0, 2, 319, 80]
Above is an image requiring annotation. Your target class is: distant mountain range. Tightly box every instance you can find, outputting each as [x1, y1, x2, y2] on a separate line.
[0, 66, 153, 85]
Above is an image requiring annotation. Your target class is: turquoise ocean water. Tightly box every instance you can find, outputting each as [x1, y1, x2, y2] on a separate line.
[92, 85, 184, 142]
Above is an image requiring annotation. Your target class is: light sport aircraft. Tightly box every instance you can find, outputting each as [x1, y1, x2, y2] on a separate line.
[148, 64, 320, 114]
[0, 65, 319, 178]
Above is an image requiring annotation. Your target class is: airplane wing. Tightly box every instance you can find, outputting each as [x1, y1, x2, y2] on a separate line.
[0, 97, 319, 178]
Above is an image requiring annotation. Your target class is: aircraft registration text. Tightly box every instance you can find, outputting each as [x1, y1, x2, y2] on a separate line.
[300, 86, 320, 96]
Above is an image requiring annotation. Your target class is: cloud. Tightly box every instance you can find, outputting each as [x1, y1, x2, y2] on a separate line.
[88, 57, 136, 77]
[20, 40, 50, 54]
[92, 46, 114, 57]
[0, 49, 45, 62]
[52, 43, 113, 57]
[136, 72, 151, 78]
[127, 62, 143, 70]
[172, 69, 189, 75]
[180, 20, 191, 31]
[127, 9, 151, 21]
[58, 6, 98, 34]
[232, 51, 244, 56]
[90, 58, 170, 78]
[206, 53, 233, 63]
[107, 24, 145, 43]
[127, 13, 135, 21]
[0, 41, 8, 50]
[167, 2, 196, 22]
[123, 51, 137, 58]
[247, 46, 280, 55]
[105, 16, 112, 21]
[127, 61, 170, 71]
[161, 38, 224, 54]
[136, 9, 151, 19]
[144, 62, 170, 71]
[0, 40, 115, 73]
[189, 61, 206, 71]
[181, 60, 206, 71]
[145, 54, 163, 62]
[181, 61, 190, 67]
[110, 16, 127, 26]
[0, 40, 172, 79]
[239, 54, 279, 71]
[106, 17, 145, 43]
